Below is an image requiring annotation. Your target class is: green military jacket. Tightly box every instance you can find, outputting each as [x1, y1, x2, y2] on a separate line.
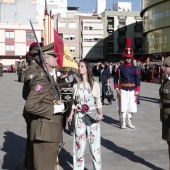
[22, 61, 40, 100]
[159, 79, 170, 122]
[25, 69, 63, 143]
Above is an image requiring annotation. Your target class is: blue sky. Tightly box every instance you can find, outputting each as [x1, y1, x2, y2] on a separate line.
[68, 0, 141, 12]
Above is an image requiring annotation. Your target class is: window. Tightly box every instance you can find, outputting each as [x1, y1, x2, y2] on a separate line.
[69, 23, 76, 28]
[5, 45, 15, 52]
[26, 46, 29, 52]
[5, 32, 14, 38]
[70, 35, 75, 40]
[58, 22, 65, 28]
[63, 35, 69, 40]
[26, 32, 35, 39]
[69, 47, 75, 52]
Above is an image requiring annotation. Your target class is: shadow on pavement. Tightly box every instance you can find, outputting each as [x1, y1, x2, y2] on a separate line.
[59, 147, 88, 170]
[101, 137, 164, 170]
[1, 131, 26, 170]
[102, 114, 120, 128]
[140, 96, 160, 104]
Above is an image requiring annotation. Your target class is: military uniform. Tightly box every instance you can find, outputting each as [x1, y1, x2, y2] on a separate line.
[0, 64, 3, 77]
[25, 67, 63, 170]
[114, 38, 140, 129]
[57, 74, 77, 134]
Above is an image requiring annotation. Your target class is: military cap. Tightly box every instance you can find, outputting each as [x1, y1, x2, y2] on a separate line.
[164, 56, 170, 67]
[42, 42, 57, 55]
[122, 38, 134, 59]
[30, 42, 57, 56]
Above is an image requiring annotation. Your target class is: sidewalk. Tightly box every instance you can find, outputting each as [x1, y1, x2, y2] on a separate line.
[0, 73, 168, 170]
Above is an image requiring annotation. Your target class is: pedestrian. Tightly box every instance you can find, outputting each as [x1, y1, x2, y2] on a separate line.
[57, 70, 77, 135]
[114, 38, 140, 129]
[0, 63, 3, 77]
[24, 42, 65, 170]
[99, 61, 111, 105]
[159, 56, 170, 170]
[68, 60, 103, 170]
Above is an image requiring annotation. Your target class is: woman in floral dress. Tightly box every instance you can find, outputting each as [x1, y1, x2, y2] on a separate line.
[68, 60, 103, 170]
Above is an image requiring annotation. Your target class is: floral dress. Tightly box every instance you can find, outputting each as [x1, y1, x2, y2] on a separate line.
[73, 82, 102, 170]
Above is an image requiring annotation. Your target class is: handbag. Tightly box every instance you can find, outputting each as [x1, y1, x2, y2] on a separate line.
[86, 109, 99, 121]
[105, 85, 114, 100]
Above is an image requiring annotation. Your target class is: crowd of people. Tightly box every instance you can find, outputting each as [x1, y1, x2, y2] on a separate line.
[2, 38, 169, 170]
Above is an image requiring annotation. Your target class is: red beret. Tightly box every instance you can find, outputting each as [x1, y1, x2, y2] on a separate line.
[25, 52, 30, 58]
[29, 42, 43, 52]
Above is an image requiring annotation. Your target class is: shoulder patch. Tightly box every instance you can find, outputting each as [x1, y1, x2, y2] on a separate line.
[35, 84, 43, 93]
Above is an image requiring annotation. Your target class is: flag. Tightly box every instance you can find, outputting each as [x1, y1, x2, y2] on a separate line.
[43, 0, 78, 72]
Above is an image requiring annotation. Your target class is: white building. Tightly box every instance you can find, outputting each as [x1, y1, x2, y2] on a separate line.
[96, 0, 106, 14]
[113, 2, 132, 11]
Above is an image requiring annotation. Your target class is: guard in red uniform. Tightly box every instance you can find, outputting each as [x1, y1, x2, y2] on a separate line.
[114, 38, 140, 129]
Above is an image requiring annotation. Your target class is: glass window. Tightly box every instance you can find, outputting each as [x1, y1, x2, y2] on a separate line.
[70, 35, 75, 40]
[26, 32, 35, 39]
[5, 45, 15, 52]
[69, 46, 75, 52]
[69, 23, 76, 28]
[5, 32, 14, 38]
[58, 22, 65, 28]
[63, 34, 69, 40]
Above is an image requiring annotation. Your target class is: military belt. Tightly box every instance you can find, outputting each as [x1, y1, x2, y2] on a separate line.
[121, 83, 135, 87]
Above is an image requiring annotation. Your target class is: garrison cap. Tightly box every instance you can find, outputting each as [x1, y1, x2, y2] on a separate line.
[164, 56, 170, 67]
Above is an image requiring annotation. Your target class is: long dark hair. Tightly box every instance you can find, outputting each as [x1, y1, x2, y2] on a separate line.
[79, 60, 94, 90]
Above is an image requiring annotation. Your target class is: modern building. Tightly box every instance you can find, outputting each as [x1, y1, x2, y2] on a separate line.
[140, 0, 170, 60]
[53, 10, 104, 62]
[102, 9, 144, 62]
[0, 23, 42, 65]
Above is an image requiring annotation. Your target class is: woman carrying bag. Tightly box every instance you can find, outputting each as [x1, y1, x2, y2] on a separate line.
[68, 60, 103, 170]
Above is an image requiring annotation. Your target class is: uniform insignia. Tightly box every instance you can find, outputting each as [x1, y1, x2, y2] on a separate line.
[163, 88, 169, 94]
[36, 84, 43, 93]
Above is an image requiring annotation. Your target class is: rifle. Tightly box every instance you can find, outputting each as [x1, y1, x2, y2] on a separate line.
[29, 20, 60, 102]
[118, 69, 122, 129]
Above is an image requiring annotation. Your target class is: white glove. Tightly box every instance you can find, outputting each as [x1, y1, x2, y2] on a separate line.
[54, 103, 65, 114]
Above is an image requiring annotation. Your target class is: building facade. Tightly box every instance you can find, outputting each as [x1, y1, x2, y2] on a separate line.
[141, 0, 170, 60]
[102, 10, 144, 62]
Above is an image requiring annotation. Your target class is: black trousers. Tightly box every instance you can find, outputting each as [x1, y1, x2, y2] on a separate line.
[62, 101, 75, 133]
[101, 83, 111, 102]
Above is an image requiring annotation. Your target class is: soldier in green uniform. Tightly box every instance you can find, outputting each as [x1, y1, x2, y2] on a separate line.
[22, 42, 43, 169]
[24, 42, 65, 170]
[159, 56, 170, 170]
[0, 63, 3, 77]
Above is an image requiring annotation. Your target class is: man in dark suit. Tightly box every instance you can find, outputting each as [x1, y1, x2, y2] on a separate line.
[99, 61, 111, 105]
[25, 42, 65, 170]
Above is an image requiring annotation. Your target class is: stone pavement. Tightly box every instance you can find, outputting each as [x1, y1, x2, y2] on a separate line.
[0, 73, 168, 170]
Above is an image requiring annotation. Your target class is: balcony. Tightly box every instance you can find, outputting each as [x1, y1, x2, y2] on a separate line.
[107, 25, 114, 32]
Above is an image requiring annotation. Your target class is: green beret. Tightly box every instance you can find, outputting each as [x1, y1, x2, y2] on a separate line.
[164, 56, 170, 66]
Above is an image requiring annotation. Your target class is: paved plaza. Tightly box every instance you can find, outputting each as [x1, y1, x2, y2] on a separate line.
[0, 73, 168, 170]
